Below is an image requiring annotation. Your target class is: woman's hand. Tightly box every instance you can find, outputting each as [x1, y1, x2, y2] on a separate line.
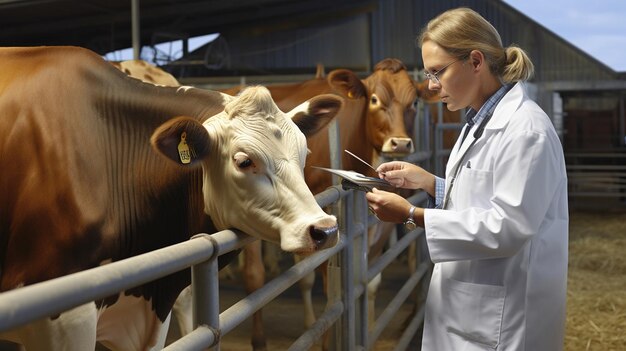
[365, 188, 412, 223]
[377, 161, 436, 197]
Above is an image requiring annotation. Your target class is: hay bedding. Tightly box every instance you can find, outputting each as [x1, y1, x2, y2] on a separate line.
[566, 211, 626, 351]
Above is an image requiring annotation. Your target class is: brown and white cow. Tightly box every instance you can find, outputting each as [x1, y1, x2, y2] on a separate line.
[0, 46, 342, 351]
[220, 58, 420, 350]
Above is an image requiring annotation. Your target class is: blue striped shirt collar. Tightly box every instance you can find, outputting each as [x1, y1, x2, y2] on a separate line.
[465, 83, 514, 127]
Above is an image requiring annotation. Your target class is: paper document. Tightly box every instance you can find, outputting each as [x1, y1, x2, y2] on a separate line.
[311, 166, 394, 193]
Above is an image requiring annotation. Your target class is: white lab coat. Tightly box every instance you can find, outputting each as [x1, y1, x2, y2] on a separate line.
[422, 82, 568, 351]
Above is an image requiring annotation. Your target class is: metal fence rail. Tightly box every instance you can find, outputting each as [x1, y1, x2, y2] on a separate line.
[566, 152, 626, 209]
[0, 229, 253, 334]
[0, 183, 432, 350]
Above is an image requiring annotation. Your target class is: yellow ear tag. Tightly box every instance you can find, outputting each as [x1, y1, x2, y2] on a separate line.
[177, 132, 191, 164]
[348, 91, 354, 99]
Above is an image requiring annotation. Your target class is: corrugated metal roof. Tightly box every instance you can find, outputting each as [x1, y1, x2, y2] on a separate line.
[0, 0, 622, 83]
[170, 0, 620, 83]
[368, 0, 617, 81]
[0, 0, 373, 54]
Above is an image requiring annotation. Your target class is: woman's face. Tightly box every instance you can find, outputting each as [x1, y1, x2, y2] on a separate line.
[421, 41, 475, 112]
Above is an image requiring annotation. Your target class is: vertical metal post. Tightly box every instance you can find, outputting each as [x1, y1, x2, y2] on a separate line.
[191, 236, 221, 350]
[182, 39, 189, 57]
[328, 118, 342, 184]
[355, 192, 369, 349]
[552, 92, 564, 142]
[423, 104, 432, 172]
[328, 190, 355, 351]
[340, 190, 356, 351]
[131, 0, 140, 60]
[414, 100, 424, 152]
[619, 93, 626, 146]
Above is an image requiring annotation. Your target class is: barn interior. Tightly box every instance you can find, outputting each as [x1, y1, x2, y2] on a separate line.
[3, 1, 624, 180]
[2, 1, 625, 350]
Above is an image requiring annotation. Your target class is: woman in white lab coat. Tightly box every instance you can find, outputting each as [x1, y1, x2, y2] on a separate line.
[366, 7, 568, 351]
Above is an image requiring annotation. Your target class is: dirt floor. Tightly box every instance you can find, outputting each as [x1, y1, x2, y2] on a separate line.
[166, 253, 421, 351]
[565, 210, 626, 351]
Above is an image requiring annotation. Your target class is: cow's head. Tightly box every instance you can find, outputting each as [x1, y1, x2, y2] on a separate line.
[151, 86, 342, 253]
[328, 58, 416, 157]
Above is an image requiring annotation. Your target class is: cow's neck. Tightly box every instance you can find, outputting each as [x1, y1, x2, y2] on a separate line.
[96, 83, 223, 258]
[341, 101, 377, 175]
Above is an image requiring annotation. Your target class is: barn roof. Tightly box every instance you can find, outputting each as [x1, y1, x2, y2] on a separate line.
[0, 0, 369, 54]
[1, 0, 624, 87]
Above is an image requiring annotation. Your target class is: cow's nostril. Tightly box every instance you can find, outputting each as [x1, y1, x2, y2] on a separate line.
[309, 225, 337, 249]
[310, 226, 328, 247]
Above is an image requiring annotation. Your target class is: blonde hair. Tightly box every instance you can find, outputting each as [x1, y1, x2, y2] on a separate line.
[418, 7, 534, 83]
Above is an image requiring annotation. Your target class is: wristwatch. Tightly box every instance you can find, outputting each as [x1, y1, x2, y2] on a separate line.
[404, 205, 417, 231]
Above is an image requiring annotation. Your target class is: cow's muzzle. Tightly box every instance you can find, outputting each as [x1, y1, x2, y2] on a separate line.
[383, 137, 414, 156]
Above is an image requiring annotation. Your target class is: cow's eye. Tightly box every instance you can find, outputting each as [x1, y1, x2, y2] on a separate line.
[238, 158, 253, 168]
[370, 94, 379, 105]
[234, 152, 254, 169]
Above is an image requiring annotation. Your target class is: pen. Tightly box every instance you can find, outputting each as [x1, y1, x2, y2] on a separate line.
[344, 150, 385, 175]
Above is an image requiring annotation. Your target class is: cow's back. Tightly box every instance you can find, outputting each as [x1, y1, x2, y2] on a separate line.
[0, 47, 117, 289]
[0, 46, 216, 303]
[0, 46, 231, 350]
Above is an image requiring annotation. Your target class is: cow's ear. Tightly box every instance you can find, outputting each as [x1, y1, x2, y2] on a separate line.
[288, 94, 343, 137]
[151, 116, 211, 166]
[415, 80, 440, 103]
[327, 69, 367, 100]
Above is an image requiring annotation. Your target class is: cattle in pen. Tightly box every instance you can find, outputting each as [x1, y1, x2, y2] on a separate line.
[115, 58, 436, 350]
[0, 46, 342, 351]
[219, 58, 422, 350]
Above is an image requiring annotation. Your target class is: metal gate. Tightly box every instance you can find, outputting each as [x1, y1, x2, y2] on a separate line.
[0, 185, 432, 351]
[426, 101, 464, 178]
[566, 152, 626, 210]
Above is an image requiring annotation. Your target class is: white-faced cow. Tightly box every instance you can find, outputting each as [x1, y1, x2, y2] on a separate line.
[221, 58, 420, 350]
[0, 46, 342, 351]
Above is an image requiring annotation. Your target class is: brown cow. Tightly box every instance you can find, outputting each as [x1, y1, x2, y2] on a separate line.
[0, 47, 342, 351]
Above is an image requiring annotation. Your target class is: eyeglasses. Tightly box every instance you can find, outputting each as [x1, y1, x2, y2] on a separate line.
[424, 58, 464, 85]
